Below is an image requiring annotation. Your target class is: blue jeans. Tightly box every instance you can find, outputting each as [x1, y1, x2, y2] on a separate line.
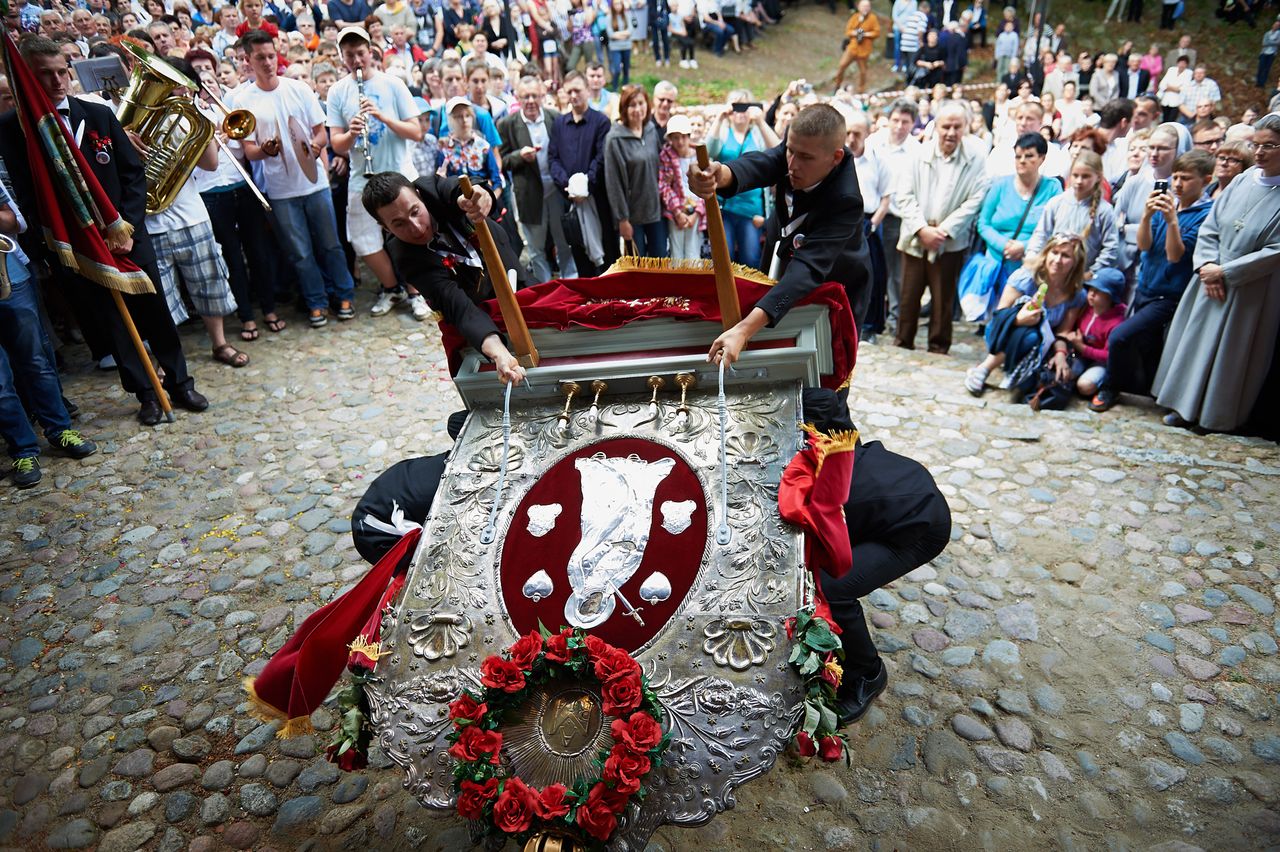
[650, 20, 670, 61]
[706, 21, 734, 56]
[0, 276, 71, 459]
[722, 210, 762, 270]
[630, 219, 669, 258]
[608, 47, 631, 90]
[271, 188, 356, 310]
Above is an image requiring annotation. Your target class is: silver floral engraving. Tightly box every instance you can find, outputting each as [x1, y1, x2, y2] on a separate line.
[660, 499, 696, 534]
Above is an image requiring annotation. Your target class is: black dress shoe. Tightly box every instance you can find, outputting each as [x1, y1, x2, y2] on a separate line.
[172, 387, 209, 412]
[834, 660, 888, 727]
[138, 399, 162, 426]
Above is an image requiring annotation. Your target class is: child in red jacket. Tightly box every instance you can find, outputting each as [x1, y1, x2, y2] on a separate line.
[1060, 268, 1128, 399]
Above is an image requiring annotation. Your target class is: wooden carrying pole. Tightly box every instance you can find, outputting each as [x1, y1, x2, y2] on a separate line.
[457, 176, 539, 369]
[695, 144, 742, 330]
[110, 289, 174, 421]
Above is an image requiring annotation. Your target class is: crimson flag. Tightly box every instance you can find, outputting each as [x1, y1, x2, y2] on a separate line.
[1, 28, 153, 293]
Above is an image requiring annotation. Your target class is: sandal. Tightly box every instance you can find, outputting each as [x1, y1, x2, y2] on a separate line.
[265, 315, 286, 333]
[212, 344, 250, 368]
[240, 323, 259, 342]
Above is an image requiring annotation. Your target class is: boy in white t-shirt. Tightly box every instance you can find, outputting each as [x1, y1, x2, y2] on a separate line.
[237, 30, 356, 328]
[326, 27, 429, 320]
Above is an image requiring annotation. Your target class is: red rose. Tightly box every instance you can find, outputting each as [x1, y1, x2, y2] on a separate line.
[324, 742, 368, 771]
[594, 647, 640, 685]
[544, 630, 571, 663]
[818, 735, 844, 762]
[610, 711, 663, 754]
[601, 672, 643, 716]
[448, 724, 503, 764]
[785, 616, 797, 640]
[508, 631, 543, 670]
[448, 693, 488, 728]
[536, 783, 571, 819]
[602, 744, 651, 794]
[575, 782, 623, 841]
[457, 777, 499, 820]
[492, 777, 538, 834]
[820, 653, 842, 690]
[480, 656, 526, 693]
[583, 634, 610, 661]
[795, 731, 816, 757]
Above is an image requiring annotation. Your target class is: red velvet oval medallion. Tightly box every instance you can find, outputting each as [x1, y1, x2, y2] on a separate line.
[499, 438, 708, 653]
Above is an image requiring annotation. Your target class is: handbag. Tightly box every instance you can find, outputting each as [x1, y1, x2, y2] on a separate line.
[957, 179, 1042, 322]
[561, 200, 584, 247]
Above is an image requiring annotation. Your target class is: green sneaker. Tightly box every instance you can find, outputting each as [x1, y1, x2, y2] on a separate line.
[12, 457, 41, 488]
[49, 430, 97, 459]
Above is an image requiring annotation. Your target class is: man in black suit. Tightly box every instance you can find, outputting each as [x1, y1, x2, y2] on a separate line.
[1117, 53, 1152, 99]
[691, 103, 868, 355]
[362, 171, 527, 385]
[0, 36, 206, 425]
[497, 75, 576, 283]
[691, 105, 949, 726]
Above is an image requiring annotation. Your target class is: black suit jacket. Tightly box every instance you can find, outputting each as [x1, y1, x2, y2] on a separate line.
[0, 97, 155, 266]
[496, 107, 560, 228]
[721, 142, 867, 324]
[1001, 71, 1033, 94]
[385, 174, 526, 355]
[1117, 68, 1151, 98]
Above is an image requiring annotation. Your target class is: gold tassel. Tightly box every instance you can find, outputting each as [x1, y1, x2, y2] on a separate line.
[277, 716, 316, 738]
[800, 423, 860, 476]
[347, 635, 391, 661]
[601, 255, 777, 287]
[242, 676, 288, 724]
[102, 217, 134, 253]
[836, 367, 855, 391]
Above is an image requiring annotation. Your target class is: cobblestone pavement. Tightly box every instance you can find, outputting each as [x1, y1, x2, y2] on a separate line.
[2, 310, 1278, 852]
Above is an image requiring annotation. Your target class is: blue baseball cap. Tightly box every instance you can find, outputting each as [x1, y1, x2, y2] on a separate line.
[1086, 268, 1126, 302]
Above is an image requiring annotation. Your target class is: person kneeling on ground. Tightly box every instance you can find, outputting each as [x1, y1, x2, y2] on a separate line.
[1025, 268, 1128, 410]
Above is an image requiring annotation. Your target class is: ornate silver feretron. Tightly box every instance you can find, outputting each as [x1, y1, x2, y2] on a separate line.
[365, 307, 834, 848]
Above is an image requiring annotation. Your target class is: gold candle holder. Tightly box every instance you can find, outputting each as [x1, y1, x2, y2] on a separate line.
[588, 379, 608, 424]
[646, 375, 666, 418]
[557, 381, 581, 434]
[674, 372, 696, 429]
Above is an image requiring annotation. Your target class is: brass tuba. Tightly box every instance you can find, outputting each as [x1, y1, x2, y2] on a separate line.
[115, 41, 214, 214]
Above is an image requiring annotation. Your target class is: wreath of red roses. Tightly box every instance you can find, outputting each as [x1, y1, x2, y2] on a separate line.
[447, 626, 668, 848]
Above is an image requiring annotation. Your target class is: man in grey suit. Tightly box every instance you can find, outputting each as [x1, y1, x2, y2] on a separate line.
[497, 75, 578, 282]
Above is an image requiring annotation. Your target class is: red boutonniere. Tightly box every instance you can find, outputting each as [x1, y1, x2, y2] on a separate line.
[440, 255, 458, 271]
[85, 130, 113, 163]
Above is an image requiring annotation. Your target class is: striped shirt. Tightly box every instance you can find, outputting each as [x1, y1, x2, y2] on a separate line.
[899, 10, 930, 53]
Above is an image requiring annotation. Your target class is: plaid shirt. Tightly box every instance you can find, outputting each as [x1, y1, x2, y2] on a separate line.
[1180, 77, 1221, 109]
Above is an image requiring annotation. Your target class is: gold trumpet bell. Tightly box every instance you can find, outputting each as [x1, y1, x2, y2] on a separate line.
[221, 109, 255, 140]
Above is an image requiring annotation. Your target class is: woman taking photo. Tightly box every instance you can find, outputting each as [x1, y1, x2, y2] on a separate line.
[965, 233, 1088, 396]
[962, 132, 1062, 321]
[1152, 114, 1280, 436]
[1114, 122, 1189, 272]
[705, 90, 780, 269]
[605, 85, 666, 257]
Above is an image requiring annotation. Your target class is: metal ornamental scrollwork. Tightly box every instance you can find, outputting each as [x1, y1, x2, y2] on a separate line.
[372, 380, 808, 847]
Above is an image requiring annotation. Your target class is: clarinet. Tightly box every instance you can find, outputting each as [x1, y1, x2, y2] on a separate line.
[355, 68, 373, 176]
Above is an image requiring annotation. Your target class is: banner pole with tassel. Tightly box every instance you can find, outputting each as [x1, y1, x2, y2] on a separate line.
[109, 290, 174, 421]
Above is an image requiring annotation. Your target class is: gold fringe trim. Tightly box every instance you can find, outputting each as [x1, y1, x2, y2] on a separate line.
[800, 423, 860, 477]
[103, 218, 133, 253]
[242, 677, 316, 739]
[601, 255, 777, 287]
[348, 635, 392, 661]
[43, 228, 156, 295]
[836, 367, 855, 392]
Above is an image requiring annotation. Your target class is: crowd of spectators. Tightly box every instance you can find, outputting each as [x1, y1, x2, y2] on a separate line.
[1, 0, 1279, 490]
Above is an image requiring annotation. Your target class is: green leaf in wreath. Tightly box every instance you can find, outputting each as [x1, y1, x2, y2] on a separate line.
[818, 702, 837, 734]
[538, 620, 553, 638]
[802, 700, 820, 736]
[805, 620, 841, 653]
[799, 651, 821, 677]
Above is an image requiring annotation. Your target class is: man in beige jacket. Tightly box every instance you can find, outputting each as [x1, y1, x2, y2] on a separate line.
[893, 101, 990, 355]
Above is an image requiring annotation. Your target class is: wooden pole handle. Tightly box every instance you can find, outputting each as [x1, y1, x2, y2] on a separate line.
[111, 289, 173, 420]
[694, 145, 742, 330]
[458, 176, 539, 369]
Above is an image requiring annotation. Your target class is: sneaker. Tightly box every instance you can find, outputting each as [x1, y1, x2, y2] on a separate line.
[407, 294, 430, 321]
[679, 59, 690, 69]
[309, 309, 328, 328]
[370, 287, 403, 316]
[49, 430, 97, 459]
[964, 366, 989, 396]
[1088, 388, 1118, 412]
[336, 301, 355, 321]
[11, 457, 40, 489]
[689, 59, 699, 69]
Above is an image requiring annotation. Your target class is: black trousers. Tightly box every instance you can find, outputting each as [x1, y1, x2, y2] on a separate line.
[202, 186, 278, 323]
[1106, 292, 1178, 395]
[67, 267, 193, 399]
[861, 223, 888, 336]
[820, 441, 952, 677]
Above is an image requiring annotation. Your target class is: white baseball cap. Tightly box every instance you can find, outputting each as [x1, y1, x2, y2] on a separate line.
[665, 114, 693, 137]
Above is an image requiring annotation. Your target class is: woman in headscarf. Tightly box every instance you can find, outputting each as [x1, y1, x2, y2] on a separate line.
[1113, 121, 1191, 277]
